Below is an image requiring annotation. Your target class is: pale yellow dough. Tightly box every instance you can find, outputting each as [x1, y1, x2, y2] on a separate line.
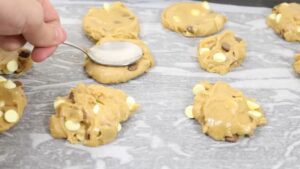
[0, 78, 27, 133]
[198, 30, 246, 74]
[186, 81, 266, 142]
[266, 2, 300, 42]
[161, 2, 227, 37]
[293, 53, 300, 74]
[0, 49, 33, 76]
[83, 2, 140, 41]
[84, 38, 155, 84]
[49, 84, 139, 147]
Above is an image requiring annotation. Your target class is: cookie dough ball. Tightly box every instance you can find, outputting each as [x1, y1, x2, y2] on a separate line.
[84, 38, 155, 84]
[0, 77, 27, 133]
[197, 31, 246, 74]
[185, 81, 266, 142]
[161, 1, 227, 37]
[0, 48, 33, 76]
[83, 2, 140, 41]
[49, 84, 139, 147]
[266, 2, 300, 42]
[293, 53, 300, 74]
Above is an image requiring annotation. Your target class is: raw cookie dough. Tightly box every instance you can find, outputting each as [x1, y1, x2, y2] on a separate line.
[161, 2, 227, 37]
[0, 77, 27, 133]
[84, 38, 155, 84]
[185, 81, 266, 142]
[49, 84, 139, 147]
[198, 31, 246, 74]
[293, 53, 300, 74]
[83, 2, 140, 41]
[266, 2, 300, 42]
[0, 48, 33, 76]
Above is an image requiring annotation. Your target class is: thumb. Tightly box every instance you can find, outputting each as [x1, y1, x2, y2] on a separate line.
[23, 21, 66, 47]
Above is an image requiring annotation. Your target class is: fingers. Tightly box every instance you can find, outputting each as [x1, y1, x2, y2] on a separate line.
[22, 0, 66, 48]
[23, 19, 66, 47]
[0, 35, 26, 51]
[31, 46, 57, 62]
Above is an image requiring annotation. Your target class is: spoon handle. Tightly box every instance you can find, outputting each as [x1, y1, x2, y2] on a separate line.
[63, 41, 89, 56]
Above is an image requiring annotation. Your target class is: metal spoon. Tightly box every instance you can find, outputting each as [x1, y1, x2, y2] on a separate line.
[63, 41, 142, 66]
[63, 41, 90, 57]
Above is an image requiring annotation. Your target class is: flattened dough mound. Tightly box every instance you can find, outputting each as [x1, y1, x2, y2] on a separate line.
[0, 77, 27, 133]
[161, 2, 227, 37]
[49, 84, 139, 147]
[266, 2, 300, 42]
[83, 2, 140, 41]
[293, 53, 300, 74]
[0, 49, 33, 76]
[186, 81, 266, 142]
[84, 38, 155, 84]
[198, 31, 246, 74]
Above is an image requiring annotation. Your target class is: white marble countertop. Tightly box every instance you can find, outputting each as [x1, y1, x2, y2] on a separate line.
[1, 0, 300, 169]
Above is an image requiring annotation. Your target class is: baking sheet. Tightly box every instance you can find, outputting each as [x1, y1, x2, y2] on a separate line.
[1, 0, 300, 169]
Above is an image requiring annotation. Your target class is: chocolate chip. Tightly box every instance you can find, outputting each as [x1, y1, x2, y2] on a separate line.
[221, 42, 231, 52]
[14, 81, 23, 87]
[96, 131, 102, 137]
[280, 29, 286, 38]
[18, 50, 30, 58]
[69, 92, 75, 103]
[186, 26, 194, 33]
[235, 37, 242, 42]
[225, 134, 239, 142]
[122, 13, 130, 17]
[85, 133, 90, 140]
[128, 63, 138, 71]
[128, 16, 135, 20]
[114, 20, 121, 24]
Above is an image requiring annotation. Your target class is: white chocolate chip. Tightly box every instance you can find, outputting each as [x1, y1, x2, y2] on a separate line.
[117, 123, 122, 132]
[281, 2, 289, 7]
[65, 120, 81, 131]
[94, 127, 100, 132]
[199, 48, 210, 55]
[173, 16, 181, 23]
[54, 98, 66, 109]
[6, 60, 18, 73]
[4, 109, 19, 123]
[93, 104, 100, 114]
[89, 41, 143, 66]
[297, 27, 300, 33]
[103, 3, 110, 11]
[248, 110, 263, 119]
[4, 80, 16, 89]
[275, 14, 282, 23]
[0, 76, 7, 82]
[0, 111, 3, 118]
[201, 1, 210, 10]
[126, 96, 136, 111]
[269, 13, 276, 20]
[213, 53, 227, 63]
[247, 100, 260, 110]
[0, 100, 5, 107]
[191, 9, 200, 16]
[185, 105, 194, 119]
[193, 84, 205, 95]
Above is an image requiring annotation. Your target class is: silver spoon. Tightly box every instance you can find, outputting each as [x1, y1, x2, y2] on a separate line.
[63, 41, 142, 66]
[63, 41, 90, 57]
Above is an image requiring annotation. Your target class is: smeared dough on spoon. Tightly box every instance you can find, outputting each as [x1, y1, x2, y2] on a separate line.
[89, 41, 143, 66]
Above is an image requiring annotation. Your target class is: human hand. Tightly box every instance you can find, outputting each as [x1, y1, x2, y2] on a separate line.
[0, 0, 67, 62]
